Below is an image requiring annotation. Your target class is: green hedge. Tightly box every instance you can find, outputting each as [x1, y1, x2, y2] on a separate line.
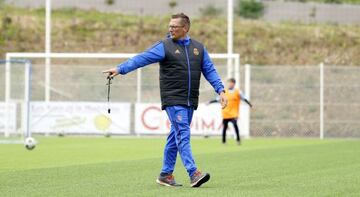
[237, 0, 265, 19]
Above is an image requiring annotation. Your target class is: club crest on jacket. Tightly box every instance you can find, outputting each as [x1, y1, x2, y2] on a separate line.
[193, 48, 199, 56]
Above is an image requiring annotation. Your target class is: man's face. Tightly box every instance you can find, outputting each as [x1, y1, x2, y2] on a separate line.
[227, 81, 235, 89]
[168, 18, 188, 40]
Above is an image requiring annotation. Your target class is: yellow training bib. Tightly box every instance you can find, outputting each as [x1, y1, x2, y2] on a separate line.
[222, 89, 240, 119]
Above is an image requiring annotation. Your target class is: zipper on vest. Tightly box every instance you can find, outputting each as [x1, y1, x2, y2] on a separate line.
[184, 45, 191, 106]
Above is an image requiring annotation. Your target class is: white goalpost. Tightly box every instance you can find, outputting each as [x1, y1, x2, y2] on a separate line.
[1, 59, 32, 144]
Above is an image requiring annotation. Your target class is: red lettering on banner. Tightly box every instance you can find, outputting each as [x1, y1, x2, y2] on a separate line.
[141, 106, 161, 130]
[202, 118, 215, 130]
[166, 120, 171, 130]
[217, 122, 223, 130]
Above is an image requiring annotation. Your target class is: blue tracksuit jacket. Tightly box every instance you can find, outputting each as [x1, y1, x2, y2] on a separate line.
[117, 36, 224, 95]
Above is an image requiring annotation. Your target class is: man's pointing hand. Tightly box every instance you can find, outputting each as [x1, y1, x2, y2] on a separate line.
[102, 68, 119, 78]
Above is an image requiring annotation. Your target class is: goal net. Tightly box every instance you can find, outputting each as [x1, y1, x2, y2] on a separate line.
[0, 59, 31, 144]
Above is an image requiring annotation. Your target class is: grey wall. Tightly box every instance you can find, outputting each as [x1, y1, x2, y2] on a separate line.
[4, 0, 228, 18]
[263, 1, 360, 25]
[4, 0, 360, 24]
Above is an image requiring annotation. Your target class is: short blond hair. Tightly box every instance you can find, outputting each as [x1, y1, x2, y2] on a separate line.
[171, 13, 190, 30]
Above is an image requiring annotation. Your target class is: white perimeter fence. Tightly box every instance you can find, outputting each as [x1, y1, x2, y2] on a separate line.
[249, 64, 360, 138]
[2, 53, 248, 138]
[1, 52, 359, 138]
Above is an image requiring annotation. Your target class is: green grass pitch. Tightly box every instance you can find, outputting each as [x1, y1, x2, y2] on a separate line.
[1, 137, 360, 196]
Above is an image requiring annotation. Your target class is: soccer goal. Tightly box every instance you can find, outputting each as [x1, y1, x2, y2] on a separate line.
[5, 52, 249, 137]
[0, 59, 32, 144]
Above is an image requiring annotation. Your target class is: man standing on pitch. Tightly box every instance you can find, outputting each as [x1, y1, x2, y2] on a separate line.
[103, 13, 227, 187]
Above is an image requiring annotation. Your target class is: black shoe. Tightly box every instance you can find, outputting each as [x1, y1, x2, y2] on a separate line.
[156, 174, 182, 187]
[190, 170, 210, 187]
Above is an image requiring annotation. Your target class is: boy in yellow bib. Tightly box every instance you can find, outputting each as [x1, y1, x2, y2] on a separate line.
[209, 78, 253, 145]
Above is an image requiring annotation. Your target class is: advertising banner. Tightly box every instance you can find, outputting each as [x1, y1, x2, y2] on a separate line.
[30, 102, 131, 134]
[0, 103, 16, 133]
[135, 103, 250, 137]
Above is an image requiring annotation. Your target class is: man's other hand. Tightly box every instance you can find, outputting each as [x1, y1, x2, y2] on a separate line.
[102, 68, 119, 78]
[219, 91, 227, 109]
[250, 105, 255, 111]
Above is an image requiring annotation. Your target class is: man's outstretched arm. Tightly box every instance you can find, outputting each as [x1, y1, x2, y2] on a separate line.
[103, 42, 165, 77]
[240, 92, 253, 108]
[201, 47, 227, 108]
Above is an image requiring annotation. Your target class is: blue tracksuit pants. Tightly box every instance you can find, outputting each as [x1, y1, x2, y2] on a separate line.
[161, 105, 197, 177]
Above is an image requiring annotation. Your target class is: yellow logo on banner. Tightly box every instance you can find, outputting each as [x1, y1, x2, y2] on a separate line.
[94, 114, 112, 131]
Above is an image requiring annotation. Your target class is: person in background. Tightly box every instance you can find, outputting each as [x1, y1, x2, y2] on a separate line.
[209, 78, 253, 145]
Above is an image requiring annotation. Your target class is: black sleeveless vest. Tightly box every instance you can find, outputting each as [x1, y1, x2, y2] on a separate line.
[159, 38, 204, 110]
